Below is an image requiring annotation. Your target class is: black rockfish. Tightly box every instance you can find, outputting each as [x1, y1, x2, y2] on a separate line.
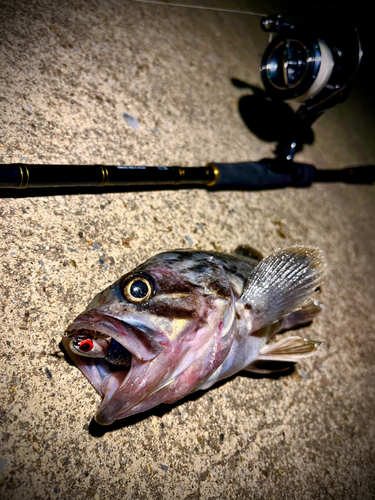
[62, 245, 325, 425]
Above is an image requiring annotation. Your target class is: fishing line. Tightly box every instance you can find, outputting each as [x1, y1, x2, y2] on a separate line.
[131, 0, 267, 17]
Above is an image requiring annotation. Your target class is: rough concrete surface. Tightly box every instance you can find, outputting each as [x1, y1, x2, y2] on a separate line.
[1, 1, 375, 499]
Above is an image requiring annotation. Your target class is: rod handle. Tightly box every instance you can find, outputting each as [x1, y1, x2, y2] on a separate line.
[208, 161, 316, 189]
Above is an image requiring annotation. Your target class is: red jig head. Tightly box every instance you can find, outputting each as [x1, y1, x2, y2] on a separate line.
[69, 335, 109, 358]
[77, 339, 94, 352]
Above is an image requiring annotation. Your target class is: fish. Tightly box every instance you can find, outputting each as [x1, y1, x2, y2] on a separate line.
[62, 245, 325, 425]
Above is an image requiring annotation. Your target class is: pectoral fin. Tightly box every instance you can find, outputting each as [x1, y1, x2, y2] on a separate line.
[241, 246, 325, 331]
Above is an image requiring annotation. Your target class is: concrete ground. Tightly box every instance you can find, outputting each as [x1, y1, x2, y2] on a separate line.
[1, 1, 375, 499]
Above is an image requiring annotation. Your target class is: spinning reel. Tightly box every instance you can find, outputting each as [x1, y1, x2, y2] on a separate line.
[259, 6, 363, 161]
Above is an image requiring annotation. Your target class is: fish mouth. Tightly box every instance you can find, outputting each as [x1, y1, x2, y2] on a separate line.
[62, 310, 166, 425]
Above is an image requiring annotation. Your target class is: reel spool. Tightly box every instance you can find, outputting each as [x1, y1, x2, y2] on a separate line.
[260, 6, 362, 107]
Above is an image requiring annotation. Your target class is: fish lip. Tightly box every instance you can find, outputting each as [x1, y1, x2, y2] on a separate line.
[65, 310, 164, 361]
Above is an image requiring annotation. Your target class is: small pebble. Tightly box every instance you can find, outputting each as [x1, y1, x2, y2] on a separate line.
[0, 459, 8, 472]
[160, 465, 168, 472]
[122, 113, 139, 130]
[92, 242, 100, 250]
[185, 235, 194, 246]
[67, 247, 77, 253]
[45, 368, 52, 379]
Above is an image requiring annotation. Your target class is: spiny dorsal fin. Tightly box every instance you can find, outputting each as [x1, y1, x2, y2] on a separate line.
[234, 245, 263, 261]
[240, 246, 325, 331]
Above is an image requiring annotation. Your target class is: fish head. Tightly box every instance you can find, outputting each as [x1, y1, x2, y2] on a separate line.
[62, 250, 236, 425]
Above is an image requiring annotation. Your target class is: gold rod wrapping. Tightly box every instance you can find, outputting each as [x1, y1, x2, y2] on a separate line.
[205, 164, 220, 186]
[18, 165, 30, 188]
[99, 166, 109, 186]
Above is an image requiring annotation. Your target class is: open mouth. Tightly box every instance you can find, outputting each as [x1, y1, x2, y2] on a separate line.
[62, 311, 166, 425]
[63, 326, 133, 398]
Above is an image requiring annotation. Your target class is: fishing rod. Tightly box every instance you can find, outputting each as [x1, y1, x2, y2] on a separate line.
[1, 5, 373, 196]
[0, 161, 374, 194]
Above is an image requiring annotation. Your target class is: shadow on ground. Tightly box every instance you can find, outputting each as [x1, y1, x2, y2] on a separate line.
[232, 78, 314, 156]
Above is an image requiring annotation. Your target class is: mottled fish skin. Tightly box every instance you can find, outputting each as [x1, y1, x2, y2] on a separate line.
[62, 246, 325, 425]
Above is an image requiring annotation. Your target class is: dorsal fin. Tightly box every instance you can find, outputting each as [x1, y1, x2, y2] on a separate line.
[234, 245, 263, 261]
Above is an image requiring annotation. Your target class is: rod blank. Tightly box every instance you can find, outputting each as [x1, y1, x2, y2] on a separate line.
[0, 162, 373, 197]
[0, 164, 217, 189]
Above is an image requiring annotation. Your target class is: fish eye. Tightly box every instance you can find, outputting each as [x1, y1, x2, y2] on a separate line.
[122, 274, 154, 304]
